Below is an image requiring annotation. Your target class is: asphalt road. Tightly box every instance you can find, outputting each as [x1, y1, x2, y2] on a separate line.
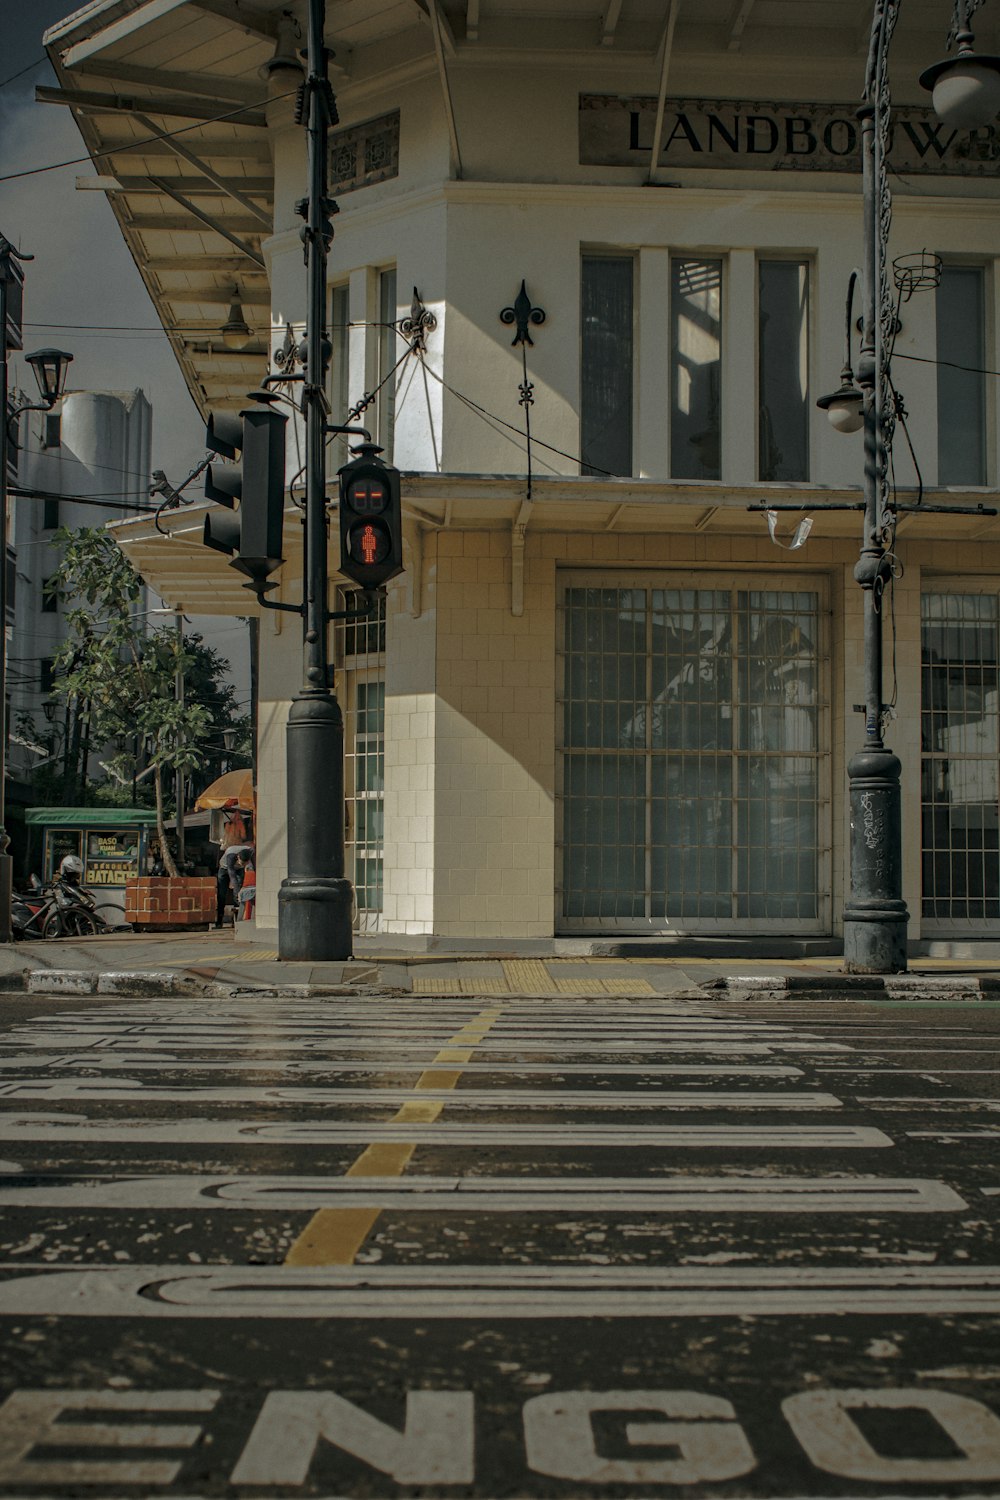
[1, 987, 1000, 1497]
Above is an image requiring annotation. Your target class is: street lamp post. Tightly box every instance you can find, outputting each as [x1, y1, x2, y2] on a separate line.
[835, 1, 1000, 972]
[0, 236, 72, 942]
[275, 0, 355, 960]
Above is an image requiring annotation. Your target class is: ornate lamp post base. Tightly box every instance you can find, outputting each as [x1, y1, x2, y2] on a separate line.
[843, 744, 909, 973]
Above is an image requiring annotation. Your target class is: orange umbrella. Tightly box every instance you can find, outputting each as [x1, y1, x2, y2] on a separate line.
[194, 768, 255, 812]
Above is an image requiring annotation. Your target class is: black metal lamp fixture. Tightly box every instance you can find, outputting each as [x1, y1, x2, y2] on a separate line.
[220, 290, 252, 351]
[816, 270, 864, 434]
[919, 1, 1000, 125]
[24, 347, 73, 407]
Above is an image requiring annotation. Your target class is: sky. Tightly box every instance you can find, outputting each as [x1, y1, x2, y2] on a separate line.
[0, 0, 250, 698]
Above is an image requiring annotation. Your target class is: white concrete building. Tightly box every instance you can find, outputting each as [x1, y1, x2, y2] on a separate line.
[43, 0, 1000, 951]
[10, 387, 151, 784]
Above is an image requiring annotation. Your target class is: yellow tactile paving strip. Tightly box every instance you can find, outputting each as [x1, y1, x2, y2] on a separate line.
[412, 969, 656, 997]
[502, 959, 557, 992]
[283, 1006, 504, 1267]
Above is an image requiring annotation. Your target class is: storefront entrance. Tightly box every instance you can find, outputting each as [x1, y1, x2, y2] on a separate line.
[558, 574, 829, 932]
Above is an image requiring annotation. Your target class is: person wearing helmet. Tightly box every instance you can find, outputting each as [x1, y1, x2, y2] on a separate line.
[58, 854, 84, 886]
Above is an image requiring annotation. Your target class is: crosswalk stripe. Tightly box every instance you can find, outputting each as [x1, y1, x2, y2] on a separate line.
[0, 1173, 961, 1213]
[0, 1086, 843, 1109]
[1, 1262, 995, 1320]
[0, 1083, 818, 1106]
[0, 1117, 890, 1147]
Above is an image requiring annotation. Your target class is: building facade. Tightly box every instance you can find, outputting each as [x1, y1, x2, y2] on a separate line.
[46, 0, 1000, 949]
[10, 387, 151, 786]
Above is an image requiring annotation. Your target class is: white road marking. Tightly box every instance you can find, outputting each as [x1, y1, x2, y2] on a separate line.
[0, 1082, 839, 1109]
[0, 1116, 881, 1147]
[0, 1262, 996, 1319]
[0, 1172, 958, 1213]
[0, 1056, 807, 1076]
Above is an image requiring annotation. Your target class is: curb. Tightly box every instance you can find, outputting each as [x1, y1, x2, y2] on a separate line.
[706, 974, 1000, 997]
[13, 968, 410, 1000]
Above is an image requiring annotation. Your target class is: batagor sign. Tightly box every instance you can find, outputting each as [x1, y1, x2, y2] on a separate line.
[579, 93, 1000, 175]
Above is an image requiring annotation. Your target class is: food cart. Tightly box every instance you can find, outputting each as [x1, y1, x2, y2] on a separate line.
[24, 807, 159, 925]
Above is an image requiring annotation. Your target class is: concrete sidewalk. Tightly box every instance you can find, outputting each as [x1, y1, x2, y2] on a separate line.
[3, 926, 1000, 999]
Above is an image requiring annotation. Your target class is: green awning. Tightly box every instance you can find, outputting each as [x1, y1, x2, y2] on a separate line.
[25, 807, 159, 827]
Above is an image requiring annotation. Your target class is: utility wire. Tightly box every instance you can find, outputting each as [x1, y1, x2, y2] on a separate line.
[0, 57, 50, 91]
[11, 486, 158, 513]
[0, 88, 298, 184]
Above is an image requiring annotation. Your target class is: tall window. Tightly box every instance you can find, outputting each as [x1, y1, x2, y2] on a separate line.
[329, 284, 351, 464]
[378, 268, 397, 462]
[580, 255, 633, 477]
[339, 590, 387, 932]
[937, 265, 987, 486]
[42, 498, 59, 529]
[41, 574, 58, 613]
[671, 258, 722, 480]
[759, 260, 809, 482]
[43, 413, 60, 448]
[922, 591, 999, 925]
[560, 579, 824, 927]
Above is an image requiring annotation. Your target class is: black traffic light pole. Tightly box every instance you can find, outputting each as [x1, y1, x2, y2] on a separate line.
[202, 0, 401, 957]
[274, 0, 356, 960]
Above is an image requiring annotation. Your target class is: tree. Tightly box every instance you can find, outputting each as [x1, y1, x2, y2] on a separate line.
[50, 527, 245, 877]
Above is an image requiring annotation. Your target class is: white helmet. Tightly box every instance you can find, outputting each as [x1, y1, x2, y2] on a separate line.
[59, 854, 84, 880]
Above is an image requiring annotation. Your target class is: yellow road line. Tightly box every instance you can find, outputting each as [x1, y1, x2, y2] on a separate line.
[284, 1005, 503, 1267]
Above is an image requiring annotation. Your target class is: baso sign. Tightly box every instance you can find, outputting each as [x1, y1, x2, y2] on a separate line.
[579, 93, 1000, 175]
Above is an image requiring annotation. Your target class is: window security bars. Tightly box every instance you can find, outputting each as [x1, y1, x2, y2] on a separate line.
[559, 581, 825, 930]
[922, 591, 999, 926]
[337, 591, 386, 932]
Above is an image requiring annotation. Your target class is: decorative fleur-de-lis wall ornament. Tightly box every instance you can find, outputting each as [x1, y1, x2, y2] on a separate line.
[499, 280, 547, 499]
[500, 280, 546, 347]
[399, 287, 437, 353]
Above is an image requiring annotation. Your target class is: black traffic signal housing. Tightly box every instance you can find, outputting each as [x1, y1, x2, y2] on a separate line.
[203, 393, 287, 593]
[337, 442, 403, 589]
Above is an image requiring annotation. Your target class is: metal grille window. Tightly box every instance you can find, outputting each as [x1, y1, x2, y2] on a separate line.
[670, 258, 722, 481]
[921, 591, 999, 926]
[559, 578, 825, 929]
[338, 591, 386, 932]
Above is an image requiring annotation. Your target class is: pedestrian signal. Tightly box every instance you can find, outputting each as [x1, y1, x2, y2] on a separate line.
[337, 443, 402, 589]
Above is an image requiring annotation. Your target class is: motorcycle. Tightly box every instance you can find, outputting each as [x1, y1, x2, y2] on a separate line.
[11, 875, 109, 939]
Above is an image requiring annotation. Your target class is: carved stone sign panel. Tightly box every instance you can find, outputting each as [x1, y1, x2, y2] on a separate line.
[579, 93, 1000, 176]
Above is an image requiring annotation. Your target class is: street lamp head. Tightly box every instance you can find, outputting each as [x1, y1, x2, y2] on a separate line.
[42, 698, 56, 724]
[920, 29, 1000, 128]
[24, 348, 73, 407]
[221, 290, 252, 351]
[817, 382, 865, 433]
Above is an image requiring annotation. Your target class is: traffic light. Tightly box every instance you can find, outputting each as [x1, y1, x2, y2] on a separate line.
[203, 394, 287, 592]
[337, 442, 403, 589]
